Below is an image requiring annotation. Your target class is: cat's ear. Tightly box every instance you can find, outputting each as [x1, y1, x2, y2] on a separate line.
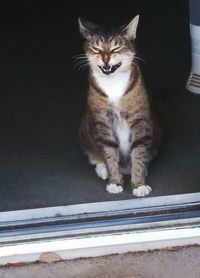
[78, 17, 99, 40]
[121, 15, 139, 40]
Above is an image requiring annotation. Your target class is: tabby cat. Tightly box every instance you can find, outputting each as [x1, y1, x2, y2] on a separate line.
[78, 16, 160, 197]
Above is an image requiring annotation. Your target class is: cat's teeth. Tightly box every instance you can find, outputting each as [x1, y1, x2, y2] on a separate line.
[99, 62, 122, 75]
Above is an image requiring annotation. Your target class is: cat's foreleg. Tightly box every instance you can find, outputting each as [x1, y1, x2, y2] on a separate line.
[131, 144, 152, 197]
[129, 115, 153, 196]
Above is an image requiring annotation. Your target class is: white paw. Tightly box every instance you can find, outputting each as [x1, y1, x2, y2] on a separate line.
[133, 185, 152, 197]
[106, 183, 123, 194]
[95, 163, 108, 180]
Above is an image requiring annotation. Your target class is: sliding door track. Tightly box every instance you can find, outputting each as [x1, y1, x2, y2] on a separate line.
[0, 193, 199, 264]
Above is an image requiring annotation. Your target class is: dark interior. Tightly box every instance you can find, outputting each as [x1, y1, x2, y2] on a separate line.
[0, 0, 199, 212]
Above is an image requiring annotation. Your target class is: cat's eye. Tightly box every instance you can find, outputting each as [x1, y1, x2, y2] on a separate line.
[91, 47, 102, 54]
[111, 47, 122, 53]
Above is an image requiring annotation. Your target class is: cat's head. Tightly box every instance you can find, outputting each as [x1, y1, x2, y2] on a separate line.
[78, 16, 139, 75]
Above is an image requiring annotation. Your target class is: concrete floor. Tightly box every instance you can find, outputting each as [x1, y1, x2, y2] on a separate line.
[0, 246, 199, 278]
[0, 89, 200, 212]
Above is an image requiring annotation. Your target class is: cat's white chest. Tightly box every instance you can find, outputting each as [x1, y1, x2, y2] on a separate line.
[114, 111, 132, 155]
[93, 70, 131, 106]
[93, 70, 132, 156]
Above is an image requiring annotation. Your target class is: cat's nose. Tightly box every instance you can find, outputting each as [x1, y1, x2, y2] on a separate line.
[102, 53, 110, 64]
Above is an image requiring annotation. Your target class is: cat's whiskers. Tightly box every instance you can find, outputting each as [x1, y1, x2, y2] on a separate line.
[131, 60, 139, 67]
[134, 55, 144, 61]
[73, 53, 88, 63]
[73, 57, 89, 70]
[74, 63, 89, 71]
[73, 56, 88, 62]
[73, 53, 87, 58]
[134, 56, 146, 63]
[77, 62, 89, 71]
[78, 64, 89, 71]
[73, 58, 88, 66]
[122, 51, 133, 56]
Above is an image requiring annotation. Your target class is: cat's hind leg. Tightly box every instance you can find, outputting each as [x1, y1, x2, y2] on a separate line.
[88, 155, 108, 180]
[95, 163, 108, 180]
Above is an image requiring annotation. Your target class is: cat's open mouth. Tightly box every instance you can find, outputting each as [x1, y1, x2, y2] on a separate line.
[99, 63, 122, 75]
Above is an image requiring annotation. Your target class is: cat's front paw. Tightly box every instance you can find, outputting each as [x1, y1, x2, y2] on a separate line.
[95, 163, 108, 180]
[132, 185, 152, 197]
[106, 183, 123, 194]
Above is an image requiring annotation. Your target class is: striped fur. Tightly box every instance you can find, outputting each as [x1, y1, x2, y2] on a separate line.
[78, 16, 161, 196]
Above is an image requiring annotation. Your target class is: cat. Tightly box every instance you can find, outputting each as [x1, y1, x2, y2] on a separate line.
[78, 15, 160, 197]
